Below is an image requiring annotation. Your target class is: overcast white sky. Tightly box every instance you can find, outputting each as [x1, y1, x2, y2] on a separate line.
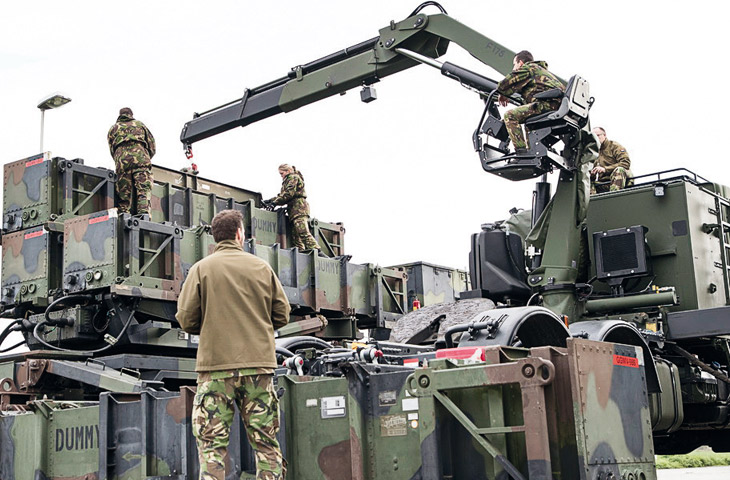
[2, 0, 729, 273]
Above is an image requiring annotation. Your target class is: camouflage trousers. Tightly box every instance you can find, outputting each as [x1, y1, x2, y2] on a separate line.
[193, 370, 285, 480]
[114, 146, 152, 215]
[290, 216, 319, 251]
[503, 100, 559, 150]
[591, 166, 629, 194]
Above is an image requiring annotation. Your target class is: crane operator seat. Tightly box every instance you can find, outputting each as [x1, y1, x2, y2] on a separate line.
[477, 75, 593, 182]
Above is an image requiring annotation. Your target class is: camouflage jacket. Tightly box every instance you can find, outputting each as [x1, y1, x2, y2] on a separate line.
[596, 139, 631, 181]
[497, 61, 564, 104]
[176, 240, 290, 371]
[107, 114, 156, 158]
[272, 171, 310, 220]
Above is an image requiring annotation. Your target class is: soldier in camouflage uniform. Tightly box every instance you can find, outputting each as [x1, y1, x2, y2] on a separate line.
[266, 164, 320, 251]
[107, 107, 155, 215]
[177, 210, 290, 480]
[497, 50, 565, 152]
[591, 127, 632, 194]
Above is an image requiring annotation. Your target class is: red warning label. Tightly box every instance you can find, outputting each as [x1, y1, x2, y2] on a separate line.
[25, 158, 45, 168]
[24, 230, 45, 240]
[89, 215, 109, 225]
[613, 354, 639, 368]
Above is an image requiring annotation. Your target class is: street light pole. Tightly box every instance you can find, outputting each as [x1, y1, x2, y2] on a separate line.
[37, 93, 72, 153]
[40, 109, 45, 152]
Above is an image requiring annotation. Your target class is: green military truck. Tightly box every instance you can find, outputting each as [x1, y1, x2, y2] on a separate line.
[1, 3, 729, 479]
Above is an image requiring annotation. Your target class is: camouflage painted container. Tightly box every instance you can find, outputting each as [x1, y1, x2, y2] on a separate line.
[587, 178, 728, 312]
[280, 365, 422, 479]
[3, 153, 116, 233]
[389, 261, 470, 311]
[64, 209, 184, 300]
[1, 225, 62, 308]
[181, 225, 216, 281]
[96, 386, 278, 479]
[309, 218, 345, 257]
[247, 242, 406, 332]
[409, 338, 656, 479]
[0, 400, 100, 480]
[151, 164, 261, 204]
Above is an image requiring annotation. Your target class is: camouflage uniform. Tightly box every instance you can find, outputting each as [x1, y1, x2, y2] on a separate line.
[193, 368, 285, 480]
[270, 170, 319, 251]
[591, 139, 631, 194]
[107, 111, 156, 214]
[497, 61, 565, 150]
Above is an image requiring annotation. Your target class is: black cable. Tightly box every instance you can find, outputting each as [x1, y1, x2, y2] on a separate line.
[33, 300, 139, 355]
[0, 340, 27, 354]
[44, 294, 94, 325]
[0, 319, 23, 349]
[409, 2, 447, 16]
[276, 346, 296, 358]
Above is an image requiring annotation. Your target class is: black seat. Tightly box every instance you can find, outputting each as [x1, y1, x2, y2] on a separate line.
[476, 74, 594, 181]
[526, 75, 591, 129]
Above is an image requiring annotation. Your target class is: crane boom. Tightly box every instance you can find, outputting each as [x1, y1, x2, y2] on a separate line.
[179, 9, 516, 153]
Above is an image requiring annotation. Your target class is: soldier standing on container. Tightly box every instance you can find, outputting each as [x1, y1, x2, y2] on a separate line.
[177, 209, 290, 480]
[591, 127, 632, 194]
[265, 164, 320, 252]
[496, 50, 565, 153]
[107, 107, 155, 215]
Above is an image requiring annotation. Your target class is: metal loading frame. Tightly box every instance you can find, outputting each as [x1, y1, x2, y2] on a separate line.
[408, 352, 555, 480]
[406, 338, 656, 480]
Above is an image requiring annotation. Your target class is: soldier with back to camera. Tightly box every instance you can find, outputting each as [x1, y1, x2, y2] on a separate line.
[177, 209, 290, 480]
[107, 107, 155, 216]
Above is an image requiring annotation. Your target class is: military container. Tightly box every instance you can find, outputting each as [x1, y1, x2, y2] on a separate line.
[63, 209, 184, 301]
[151, 163, 260, 204]
[389, 261, 470, 311]
[310, 218, 345, 257]
[280, 365, 422, 479]
[587, 174, 728, 312]
[247, 242, 406, 337]
[1, 224, 63, 308]
[3, 153, 115, 233]
[0, 400, 100, 480]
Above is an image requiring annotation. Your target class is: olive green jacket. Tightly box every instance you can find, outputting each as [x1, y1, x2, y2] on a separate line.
[596, 139, 631, 182]
[176, 239, 290, 372]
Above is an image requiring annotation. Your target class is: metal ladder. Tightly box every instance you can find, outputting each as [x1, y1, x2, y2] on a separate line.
[711, 195, 730, 305]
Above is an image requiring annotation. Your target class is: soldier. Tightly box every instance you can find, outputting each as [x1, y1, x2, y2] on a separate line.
[176, 209, 290, 480]
[265, 164, 320, 252]
[107, 107, 155, 215]
[497, 50, 565, 153]
[591, 127, 631, 194]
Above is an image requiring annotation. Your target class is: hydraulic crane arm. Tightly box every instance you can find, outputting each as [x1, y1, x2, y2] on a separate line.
[180, 5, 516, 154]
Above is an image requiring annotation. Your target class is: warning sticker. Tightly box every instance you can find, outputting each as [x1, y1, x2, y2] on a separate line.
[24, 230, 45, 240]
[613, 354, 639, 368]
[380, 414, 407, 437]
[89, 214, 109, 225]
[25, 157, 45, 168]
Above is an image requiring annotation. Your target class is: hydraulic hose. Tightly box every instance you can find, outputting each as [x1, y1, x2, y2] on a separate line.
[276, 346, 296, 358]
[0, 319, 24, 350]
